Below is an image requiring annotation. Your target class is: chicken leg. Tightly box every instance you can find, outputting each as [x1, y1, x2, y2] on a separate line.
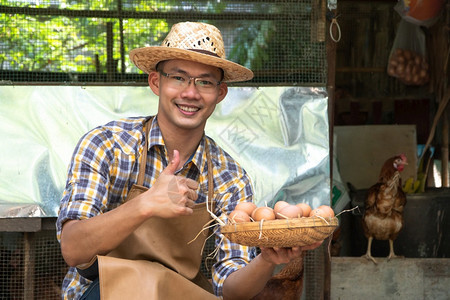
[363, 236, 378, 264]
[387, 239, 399, 260]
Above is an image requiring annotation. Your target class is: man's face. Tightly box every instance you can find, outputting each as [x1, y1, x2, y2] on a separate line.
[149, 59, 227, 134]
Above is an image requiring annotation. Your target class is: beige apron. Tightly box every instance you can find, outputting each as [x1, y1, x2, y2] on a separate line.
[83, 119, 219, 300]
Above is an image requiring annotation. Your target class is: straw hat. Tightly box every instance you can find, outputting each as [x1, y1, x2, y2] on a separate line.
[129, 22, 254, 83]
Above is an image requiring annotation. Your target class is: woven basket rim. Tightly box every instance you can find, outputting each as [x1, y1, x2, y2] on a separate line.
[221, 216, 338, 234]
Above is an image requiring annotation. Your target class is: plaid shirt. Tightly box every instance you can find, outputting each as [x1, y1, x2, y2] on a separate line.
[56, 116, 257, 299]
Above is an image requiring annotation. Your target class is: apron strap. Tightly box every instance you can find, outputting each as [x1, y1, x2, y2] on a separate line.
[205, 140, 215, 213]
[136, 118, 152, 186]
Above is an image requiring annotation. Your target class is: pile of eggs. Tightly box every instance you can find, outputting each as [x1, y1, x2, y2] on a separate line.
[228, 200, 335, 224]
[387, 48, 429, 86]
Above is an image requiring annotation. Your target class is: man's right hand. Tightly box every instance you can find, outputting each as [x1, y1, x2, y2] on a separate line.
[61, 150, 200, 266]
[141, 150, 199, 218]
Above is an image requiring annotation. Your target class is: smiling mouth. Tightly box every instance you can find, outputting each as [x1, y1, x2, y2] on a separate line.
[177, 104, 200, 112]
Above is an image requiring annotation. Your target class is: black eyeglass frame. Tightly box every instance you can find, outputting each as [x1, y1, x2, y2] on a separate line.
[159, 70, 222, 88]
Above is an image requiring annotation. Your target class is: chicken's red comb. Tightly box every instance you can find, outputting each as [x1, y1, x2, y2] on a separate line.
[399, 153, 407, 162]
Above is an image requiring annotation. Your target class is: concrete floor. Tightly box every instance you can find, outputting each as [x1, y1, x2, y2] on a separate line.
[331, 257, 450, 300]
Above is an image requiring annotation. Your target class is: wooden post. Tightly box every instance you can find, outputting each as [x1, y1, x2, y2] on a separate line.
[443, 105, 449, 187]
[118, 0, 125, 75]
[325, 2, 338, 300]
[24, 232, 35, 299]
[106, 22, 115, 81]
[443, 4, 450, 187]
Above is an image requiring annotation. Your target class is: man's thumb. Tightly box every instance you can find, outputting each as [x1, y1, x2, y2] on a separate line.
[164, 150, 180, 175]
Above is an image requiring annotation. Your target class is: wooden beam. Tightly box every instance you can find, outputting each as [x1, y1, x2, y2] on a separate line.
[0, 218, 41, 232]
[0, 5, 308, 21]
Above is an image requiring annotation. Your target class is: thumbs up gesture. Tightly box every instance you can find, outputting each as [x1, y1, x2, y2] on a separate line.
[143, 150, 199, 218]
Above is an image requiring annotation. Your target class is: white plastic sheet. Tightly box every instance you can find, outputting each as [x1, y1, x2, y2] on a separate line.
[0, 85, 330, 217]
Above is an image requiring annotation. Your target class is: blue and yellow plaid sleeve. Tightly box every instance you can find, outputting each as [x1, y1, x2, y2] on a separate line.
[207, 149, 258, 296]
[56, 118, 145, 241]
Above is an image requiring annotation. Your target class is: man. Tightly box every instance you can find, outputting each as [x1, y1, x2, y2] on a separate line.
[57, 21, 321, 300]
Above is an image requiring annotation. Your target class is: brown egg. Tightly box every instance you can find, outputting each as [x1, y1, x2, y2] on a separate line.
[273, 201, 289, 215]
[228, 210, 250, 223]
[389, 59, 398, 67]
[309, 205, 335, 218]
[403, 50, 412, 60]
[387, 66, 396, 76]
[414, 55, 422, 65]
[319, 205, 335, 217]
[276, 204, 302, 219]
[235, 202, 257, 216]
[296, 203, 312, 217]
[251, 207, 276, 221]
[419, 69, 428, 78]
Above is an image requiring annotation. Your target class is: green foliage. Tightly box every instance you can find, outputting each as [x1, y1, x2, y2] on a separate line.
[229, 21, 273, 70]
[1, 0, 326, 83]
[0, 1, 171, 73]
[227, 3, 326, 80]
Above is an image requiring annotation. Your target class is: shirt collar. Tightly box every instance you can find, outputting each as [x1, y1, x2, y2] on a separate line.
[191, 137, 208, 174]
[148, 116, 164, 149]
[147, 116, 208, 173]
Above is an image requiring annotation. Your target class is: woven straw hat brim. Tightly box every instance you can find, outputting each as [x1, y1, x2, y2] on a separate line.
[130, 46, 254, 83]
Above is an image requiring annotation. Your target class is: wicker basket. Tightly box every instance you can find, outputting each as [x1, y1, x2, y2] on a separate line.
[221, 217, 338, 248]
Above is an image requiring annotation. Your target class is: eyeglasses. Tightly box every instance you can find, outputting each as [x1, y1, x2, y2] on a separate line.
[159, 71, 221, 94]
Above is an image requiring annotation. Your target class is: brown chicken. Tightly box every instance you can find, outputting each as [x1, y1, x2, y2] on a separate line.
[362, 154, 408, 264]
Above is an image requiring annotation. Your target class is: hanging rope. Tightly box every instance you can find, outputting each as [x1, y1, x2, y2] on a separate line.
[329, 14, 341, 43]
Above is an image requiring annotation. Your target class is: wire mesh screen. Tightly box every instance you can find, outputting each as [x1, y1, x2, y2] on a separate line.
[200, 236, 216, 280]
[0, 227, 329, 299]
[0, 230, 68, 300]
[0, 0, 327, 86]
[0, 227, 215, 299]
